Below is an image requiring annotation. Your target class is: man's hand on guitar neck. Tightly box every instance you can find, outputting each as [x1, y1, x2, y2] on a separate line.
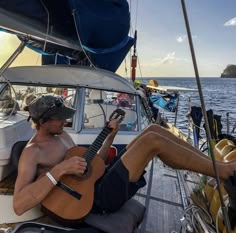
[98, 119, 120, 161]
[107, 119, 120, 138]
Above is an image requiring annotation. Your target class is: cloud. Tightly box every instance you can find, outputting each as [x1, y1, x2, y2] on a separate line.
[160, 52, 177, 64]
[176, 34, 197, 43]
[138, 52, 189, 72]
[158, 52, 188, 65]
[176, 35, 187, 43]
[224, 17, 236, 26]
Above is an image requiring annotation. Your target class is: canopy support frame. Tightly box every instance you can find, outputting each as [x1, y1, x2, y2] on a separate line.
[0, 38, 27, 77]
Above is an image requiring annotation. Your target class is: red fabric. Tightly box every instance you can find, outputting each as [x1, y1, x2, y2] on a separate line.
[105, 146, 117, 165]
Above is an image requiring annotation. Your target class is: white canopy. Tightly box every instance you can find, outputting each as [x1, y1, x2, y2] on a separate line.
[0, 65, 138, 94]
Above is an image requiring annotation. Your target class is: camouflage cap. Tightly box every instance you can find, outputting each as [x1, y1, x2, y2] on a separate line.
[27, 95, 75, 120]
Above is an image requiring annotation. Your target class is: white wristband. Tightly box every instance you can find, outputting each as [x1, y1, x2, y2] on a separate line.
[46, 172, 57, 186]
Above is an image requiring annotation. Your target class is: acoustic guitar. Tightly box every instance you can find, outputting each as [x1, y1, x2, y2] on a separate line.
[41, 109, 125, 223]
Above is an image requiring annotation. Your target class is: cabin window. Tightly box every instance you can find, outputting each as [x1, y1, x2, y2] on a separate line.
[139, 100, 151, 130]
[0, 84, 76, 127]
[83, 88, 138, 131]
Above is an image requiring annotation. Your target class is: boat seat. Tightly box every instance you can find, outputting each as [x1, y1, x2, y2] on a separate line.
[0, 141, 28, 194]
[84, 198, 145, 233]
[40, 198, 145, 233]
[10, 140, 29, 172]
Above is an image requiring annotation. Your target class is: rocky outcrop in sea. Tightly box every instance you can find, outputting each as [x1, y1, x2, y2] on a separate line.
[221, 64, 236, 78]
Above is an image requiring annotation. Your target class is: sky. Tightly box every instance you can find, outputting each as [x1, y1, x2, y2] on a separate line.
[0, 0, 236, 78]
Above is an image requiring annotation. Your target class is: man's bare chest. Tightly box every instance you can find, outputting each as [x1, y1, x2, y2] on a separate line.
[38, 141, 72, 168]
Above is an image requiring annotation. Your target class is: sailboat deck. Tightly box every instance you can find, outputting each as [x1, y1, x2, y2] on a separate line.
[135, 158, 203, 233]
[135, 159, 184, 233]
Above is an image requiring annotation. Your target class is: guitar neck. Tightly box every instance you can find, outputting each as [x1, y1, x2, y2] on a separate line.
[83, 126, 112, 164]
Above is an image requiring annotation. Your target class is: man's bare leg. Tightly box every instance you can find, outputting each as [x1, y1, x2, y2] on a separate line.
[127, 124, 210, 158]
[121, 129, 232, 183]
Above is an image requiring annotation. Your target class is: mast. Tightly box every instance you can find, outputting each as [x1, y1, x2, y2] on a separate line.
[131, 30, 137, 82]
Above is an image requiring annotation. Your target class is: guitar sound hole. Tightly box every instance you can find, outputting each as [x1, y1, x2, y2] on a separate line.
[84, 167, 88, 175]
[76, 167, 89, 177]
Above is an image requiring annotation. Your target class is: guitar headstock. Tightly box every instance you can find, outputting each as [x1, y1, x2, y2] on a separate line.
[109, 109, 126, 123]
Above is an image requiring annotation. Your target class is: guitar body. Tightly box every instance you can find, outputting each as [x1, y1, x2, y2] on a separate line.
[41, 146, 106, 221]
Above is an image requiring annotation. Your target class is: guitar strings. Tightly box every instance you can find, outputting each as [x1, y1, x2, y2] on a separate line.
[83, 127, 112, 163]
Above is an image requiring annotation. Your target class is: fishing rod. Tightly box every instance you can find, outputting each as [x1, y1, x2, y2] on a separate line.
[180, 1, 231, 233]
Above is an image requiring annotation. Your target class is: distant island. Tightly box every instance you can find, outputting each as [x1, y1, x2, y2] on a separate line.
[221, 64, 236, 78]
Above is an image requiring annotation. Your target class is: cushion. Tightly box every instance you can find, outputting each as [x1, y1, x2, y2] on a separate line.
[84, 198, 145, 233]
[10, 141, 28, 171]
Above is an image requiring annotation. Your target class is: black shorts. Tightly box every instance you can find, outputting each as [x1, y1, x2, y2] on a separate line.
[92, 159, 146, 214]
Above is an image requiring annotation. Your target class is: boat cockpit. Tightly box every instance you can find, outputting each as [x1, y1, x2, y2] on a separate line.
[0, 66, 153, 230]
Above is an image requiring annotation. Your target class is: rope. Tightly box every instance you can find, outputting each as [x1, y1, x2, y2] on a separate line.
[181, 204, 216, 233]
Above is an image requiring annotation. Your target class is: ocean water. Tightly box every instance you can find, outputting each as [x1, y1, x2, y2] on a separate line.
[144, 77, 236, 137]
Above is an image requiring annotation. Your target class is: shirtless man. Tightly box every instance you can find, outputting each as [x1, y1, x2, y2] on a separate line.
[13, 95, 234, 216]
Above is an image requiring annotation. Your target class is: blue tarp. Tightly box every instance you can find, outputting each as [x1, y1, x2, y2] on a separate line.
[0, 0, 133, 72]
[149, 93, 179, 112]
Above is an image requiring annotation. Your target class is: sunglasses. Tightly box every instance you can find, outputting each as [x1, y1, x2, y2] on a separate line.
[40, 97, 64, 119]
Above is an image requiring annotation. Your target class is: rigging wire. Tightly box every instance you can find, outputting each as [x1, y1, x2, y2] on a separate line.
[134, 2, 144, 82]
[124, 57, 128, 77]
[128, 0, 144, 83]
[180, 0, 231, 232]
[72, 10, 97, 69]
[129, 0, 133, 33]
[134, 0, 139, 31]
[35, 51, 41, 66]
[128, 0, 134, 82]
[128, 49, 132, 81]
[137, 52, 143, 80]
[39, 0, 50, 52]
